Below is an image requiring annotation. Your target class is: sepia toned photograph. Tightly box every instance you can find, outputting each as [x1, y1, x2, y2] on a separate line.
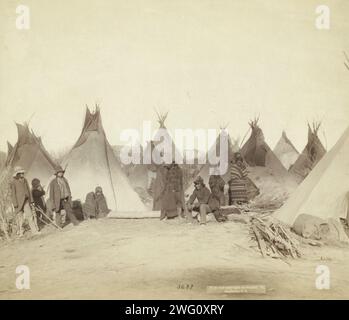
[0, 0, 349, 304]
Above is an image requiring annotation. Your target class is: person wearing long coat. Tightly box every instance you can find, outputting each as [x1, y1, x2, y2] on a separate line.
[10, 166, 39, 236]
[160, 163, 186, 220]
[49, 166, 79, 227]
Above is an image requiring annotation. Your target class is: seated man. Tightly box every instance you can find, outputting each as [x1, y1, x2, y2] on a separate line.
[187, 176, 226, 225]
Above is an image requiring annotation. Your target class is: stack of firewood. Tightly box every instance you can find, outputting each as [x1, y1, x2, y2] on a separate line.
[250, 216, 301, 259]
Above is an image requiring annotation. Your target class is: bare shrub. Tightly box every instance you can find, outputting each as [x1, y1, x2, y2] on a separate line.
[0, 167, 13, 241]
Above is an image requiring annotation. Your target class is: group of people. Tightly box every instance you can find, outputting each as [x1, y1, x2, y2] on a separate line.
[9, 152, 249, 235]
[155, 152, 250, 225]
[9, 165, 110, 236]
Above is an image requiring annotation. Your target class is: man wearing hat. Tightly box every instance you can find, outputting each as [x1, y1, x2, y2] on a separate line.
[10, 166, 39, 236]
[49, 166, 79, 227]
[187, 176, 215, 225]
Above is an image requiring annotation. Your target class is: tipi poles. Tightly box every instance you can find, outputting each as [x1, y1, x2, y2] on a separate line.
[34, 206, 63, 230]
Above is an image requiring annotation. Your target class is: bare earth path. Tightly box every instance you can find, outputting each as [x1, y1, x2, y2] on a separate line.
[0, 218, 348, 299]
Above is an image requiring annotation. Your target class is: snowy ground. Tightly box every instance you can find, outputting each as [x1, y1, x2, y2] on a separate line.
[0, 217, 349, 300]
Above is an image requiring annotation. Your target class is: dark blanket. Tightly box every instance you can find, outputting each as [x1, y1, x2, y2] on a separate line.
[96, 194, 110, 218]
[82, 192, 97, 219]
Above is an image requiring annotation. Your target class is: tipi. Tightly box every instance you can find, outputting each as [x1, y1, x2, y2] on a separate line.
[4, 123, 57, 184]
[61, 106, 147, 213]
[241, 118, 287, 173]
[127, 111, 182, 190]
[240, 118, 298, 204]
[143, 110, 182, 165]
[186, 128, 237, 188]
[289, 122, 326, 180]
[136, 111, 183, 210]
[275, 126, 349, 225]
[273, 131, 299, 170]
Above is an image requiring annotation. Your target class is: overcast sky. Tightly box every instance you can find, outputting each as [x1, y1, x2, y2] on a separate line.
[0, 0, 348, 155]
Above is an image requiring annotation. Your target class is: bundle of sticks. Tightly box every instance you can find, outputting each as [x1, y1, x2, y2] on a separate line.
[250, 216, 301, 259]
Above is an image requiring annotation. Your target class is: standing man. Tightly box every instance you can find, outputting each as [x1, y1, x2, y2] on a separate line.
[49, 166, 79, 227]
[10, 166, 39, 236]
[158, 163, 180, 220]
[166, 162, 187, 218]
[229, 152, 249, 205]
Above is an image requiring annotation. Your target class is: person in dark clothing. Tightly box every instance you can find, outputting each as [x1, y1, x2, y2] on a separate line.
[95, 186, 110, 218]
[187, 176, 226, 225]
[31, 178, 46, 230]
[82, 191, 97, 220]
[82, 186, 111, 220]
[49, 166, 79, 227]
[157, 162, 190, 221]
[208, 169, 226, 206]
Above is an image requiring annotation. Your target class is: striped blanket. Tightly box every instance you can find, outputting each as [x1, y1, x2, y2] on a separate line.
[229, 164, 248, 204]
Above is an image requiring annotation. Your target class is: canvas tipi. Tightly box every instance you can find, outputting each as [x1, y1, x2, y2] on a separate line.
[137, 111, 183, 210]
[3, 123, 57, 184]
[275, 126, 349, 225]
[186, 128, 237, 188]
[273, 131, 299, 170]
[241, 118, 287, 173]
[61, 106, 147, 213]
[240, 118, 298, 204]
[143, 110, 182, 165]
[289, 122, 326, 180]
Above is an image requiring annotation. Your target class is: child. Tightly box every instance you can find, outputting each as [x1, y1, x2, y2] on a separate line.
[31, 178, 46, 230]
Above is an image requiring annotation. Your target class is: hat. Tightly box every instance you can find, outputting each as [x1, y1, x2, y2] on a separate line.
[13, 166, 25, 177]
[194, 176, 204, 185]
[54, 166, 65, 175]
